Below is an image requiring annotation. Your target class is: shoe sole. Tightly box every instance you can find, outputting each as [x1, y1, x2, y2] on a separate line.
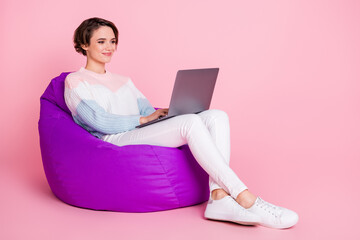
[205, 216, 258, 226]
[258, 219, 298, 229]
[204, 212, 259, 226]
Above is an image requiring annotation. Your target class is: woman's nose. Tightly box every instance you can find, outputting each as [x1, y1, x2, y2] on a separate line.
[105, 42, 113, 50]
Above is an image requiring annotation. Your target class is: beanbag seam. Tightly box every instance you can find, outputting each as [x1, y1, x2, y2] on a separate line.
[149, 145, 180, 207]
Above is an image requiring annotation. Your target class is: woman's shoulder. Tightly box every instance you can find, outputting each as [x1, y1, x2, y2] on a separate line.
[66, 67, 92, 80]
[64, 70, 85, 89]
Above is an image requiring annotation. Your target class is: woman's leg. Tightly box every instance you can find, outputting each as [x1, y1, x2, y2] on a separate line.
[197, 110, 257, 204]
[197, 109, 231, 196]
[102, 113, 247, 199]
[194, 110, 298, 229]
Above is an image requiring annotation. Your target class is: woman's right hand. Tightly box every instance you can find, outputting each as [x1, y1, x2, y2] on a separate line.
[140, 108, 169, 124]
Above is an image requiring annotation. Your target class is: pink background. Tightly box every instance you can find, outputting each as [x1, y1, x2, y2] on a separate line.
[1, 0, 359, 239]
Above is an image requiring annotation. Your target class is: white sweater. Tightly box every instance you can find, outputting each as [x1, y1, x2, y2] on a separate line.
[64, 67, 155, 138]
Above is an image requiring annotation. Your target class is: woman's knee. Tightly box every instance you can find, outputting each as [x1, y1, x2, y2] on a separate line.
[175, 114, 203, 128]
[202, 109, 229, 122]
[213, 109, 229, 120]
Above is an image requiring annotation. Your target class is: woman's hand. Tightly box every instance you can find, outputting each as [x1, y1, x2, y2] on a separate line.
[140, 108, 169, 124]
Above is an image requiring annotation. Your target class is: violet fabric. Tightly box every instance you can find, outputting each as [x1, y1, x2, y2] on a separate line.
[38, 72, 209, 212]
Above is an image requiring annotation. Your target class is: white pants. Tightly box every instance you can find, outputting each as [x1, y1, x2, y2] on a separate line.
[102, 109, 247, 199]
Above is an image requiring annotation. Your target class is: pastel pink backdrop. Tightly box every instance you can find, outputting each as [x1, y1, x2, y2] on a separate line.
[1, 0, 359, 239]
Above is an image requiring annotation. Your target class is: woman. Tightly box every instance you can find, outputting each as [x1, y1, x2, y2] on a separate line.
[64, 17, 299, 229]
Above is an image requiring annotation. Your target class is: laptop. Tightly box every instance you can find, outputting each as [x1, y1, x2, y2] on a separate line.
[136, 68, 219, 128]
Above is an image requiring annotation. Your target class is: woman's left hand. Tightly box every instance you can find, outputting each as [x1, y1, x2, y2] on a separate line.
[140, 108, 169, 124]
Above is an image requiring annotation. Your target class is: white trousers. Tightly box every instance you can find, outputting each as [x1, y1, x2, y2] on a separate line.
[102, 109, 247, 199]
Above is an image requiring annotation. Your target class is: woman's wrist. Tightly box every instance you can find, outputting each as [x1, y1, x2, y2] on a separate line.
[139, 116, 147, 124]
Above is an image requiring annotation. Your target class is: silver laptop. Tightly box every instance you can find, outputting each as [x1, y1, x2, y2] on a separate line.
[136, 68, 219, 128]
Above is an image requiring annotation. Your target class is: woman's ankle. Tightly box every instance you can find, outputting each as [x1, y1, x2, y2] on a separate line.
[211, 189, 229, 200]
[235, 190, 257, 208]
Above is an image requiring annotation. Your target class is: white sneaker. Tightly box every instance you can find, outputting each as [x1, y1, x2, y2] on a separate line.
[204, 196, 261, 225]
[247, 197, 299, 229]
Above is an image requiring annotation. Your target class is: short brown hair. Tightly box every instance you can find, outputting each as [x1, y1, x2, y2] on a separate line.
[73, 17, 119, 56]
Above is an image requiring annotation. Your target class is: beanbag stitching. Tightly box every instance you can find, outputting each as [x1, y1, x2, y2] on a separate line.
[149, 145, 180, 207]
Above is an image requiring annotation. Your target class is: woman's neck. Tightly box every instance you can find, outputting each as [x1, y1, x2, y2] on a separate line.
[85, 61, 106, 74]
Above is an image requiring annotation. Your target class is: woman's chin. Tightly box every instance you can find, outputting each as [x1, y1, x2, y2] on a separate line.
[100, 58, 112, 64]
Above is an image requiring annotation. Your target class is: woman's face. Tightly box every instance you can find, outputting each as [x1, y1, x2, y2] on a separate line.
[82, 26, 117, 65]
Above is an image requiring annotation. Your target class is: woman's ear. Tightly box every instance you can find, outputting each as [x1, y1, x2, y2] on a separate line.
[81, 44, 89, 51]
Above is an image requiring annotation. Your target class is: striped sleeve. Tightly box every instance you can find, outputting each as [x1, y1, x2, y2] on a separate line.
[137, 98, 156, 116]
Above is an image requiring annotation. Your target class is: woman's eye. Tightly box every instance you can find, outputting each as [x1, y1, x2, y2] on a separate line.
[98, 41, 104, 44]
[111, 40, 116, 44]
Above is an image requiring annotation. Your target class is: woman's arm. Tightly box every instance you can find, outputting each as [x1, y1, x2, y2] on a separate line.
[74, 98, 142, 134]
[65, 77, 143, 135]
[137, 98, 156, 116]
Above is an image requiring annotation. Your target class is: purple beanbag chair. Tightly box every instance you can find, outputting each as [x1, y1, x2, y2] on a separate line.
[38, 72, 209, 212]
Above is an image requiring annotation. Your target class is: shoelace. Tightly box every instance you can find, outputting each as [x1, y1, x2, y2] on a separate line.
[256, 198, 283, 218]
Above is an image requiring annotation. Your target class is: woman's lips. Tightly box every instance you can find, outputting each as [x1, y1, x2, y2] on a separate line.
[102, 52, 112, 56]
